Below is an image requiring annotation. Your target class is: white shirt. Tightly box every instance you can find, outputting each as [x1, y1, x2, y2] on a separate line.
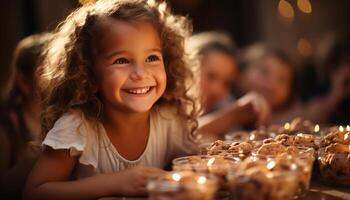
[42, 106, 195, 179]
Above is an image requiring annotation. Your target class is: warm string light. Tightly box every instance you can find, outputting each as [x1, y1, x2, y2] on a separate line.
[278, 0, 295, 20]
[297, 0, 312, 14]
[297, 38, 313, 57]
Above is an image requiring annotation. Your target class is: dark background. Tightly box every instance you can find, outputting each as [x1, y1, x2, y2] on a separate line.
[1, 0, 350, 93]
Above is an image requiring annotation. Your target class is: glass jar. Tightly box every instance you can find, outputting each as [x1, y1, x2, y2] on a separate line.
[147, 171, 218, 200]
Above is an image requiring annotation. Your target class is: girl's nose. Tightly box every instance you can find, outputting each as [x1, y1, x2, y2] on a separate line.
[130, 63, 147, 80]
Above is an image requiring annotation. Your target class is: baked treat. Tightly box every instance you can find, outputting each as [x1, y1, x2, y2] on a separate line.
[206, 140, 230, 155]
[205, 140, 252, 159]
[293, 134, 316, 148]
[256, 143, 287, 156]
[320, 129, 350, 147]
[273, 133, 317, 149]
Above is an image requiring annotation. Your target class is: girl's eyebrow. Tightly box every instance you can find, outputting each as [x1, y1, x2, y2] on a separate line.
[107, 48, 162, 58]
[146, 48, 162, 53]
[107, 50, 128, 58]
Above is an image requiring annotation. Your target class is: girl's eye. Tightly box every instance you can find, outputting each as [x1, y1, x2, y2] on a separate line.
[146, 55, 160, 63]
[113, 58, 129, 65]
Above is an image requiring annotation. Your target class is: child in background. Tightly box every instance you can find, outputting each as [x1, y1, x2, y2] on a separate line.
[0, 33, 52, 199]
[24, 1, 269, 199]
[189, 33, 270, 138]
[189, 32, 238, 114]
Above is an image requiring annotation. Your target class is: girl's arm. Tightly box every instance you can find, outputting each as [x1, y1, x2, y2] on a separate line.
[24, 147, 164, 200]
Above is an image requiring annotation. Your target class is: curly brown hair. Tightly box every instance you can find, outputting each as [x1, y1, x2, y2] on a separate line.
[38, 0, 200, 139]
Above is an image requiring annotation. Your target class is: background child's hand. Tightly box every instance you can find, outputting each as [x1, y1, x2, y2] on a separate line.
[329, 65, 350, 102]
[236, 92, 271, 127]
[116, 166, 165, 196]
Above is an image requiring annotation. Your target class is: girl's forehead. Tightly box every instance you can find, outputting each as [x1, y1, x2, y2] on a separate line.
[96, 17, 161, 53]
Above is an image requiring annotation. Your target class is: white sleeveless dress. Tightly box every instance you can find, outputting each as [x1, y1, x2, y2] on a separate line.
[42, 106, 195, 179]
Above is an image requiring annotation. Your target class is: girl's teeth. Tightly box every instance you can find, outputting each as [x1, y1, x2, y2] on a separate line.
[127, 87, 151, 94]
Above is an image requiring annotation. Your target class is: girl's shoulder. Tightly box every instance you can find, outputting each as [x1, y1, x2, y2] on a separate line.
[42, 110, 98, 154]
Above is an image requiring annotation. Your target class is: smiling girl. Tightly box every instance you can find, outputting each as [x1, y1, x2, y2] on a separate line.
[24, 0, 268, 199]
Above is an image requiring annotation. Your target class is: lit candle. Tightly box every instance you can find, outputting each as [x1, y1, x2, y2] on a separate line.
[346, 125, 350, 132]
[172, 173, 181, 181]
[207, 157, 215, 166]
[267, 160, 276, 170]
[339, 126, 344, 132]
[314, 124, 320, 133]
[284, 122, 291, 130]
[197, 176, 207, 184]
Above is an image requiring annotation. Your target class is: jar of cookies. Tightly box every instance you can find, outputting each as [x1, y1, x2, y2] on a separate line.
[252, 143, 315, 197]
[147, 171, 218, 200]
[172, 155, 240, 197]
[318, 126, 350, 186]
[228, 157, 298, 200]
[318, 146, 350, 186]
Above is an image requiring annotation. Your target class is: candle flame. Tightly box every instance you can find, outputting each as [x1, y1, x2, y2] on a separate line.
[284, 123, 290, 130]
[249, 134, 256, 140]
[297, 133, 304, 137]
[346, 125, 350, 132]
[197, 176, 207, 184]
[339, 126, 344, 132]
[314, 124, 320, 133]
[267, 161, 276, 170]
[172, 173, 181, 181]
[207, 157, 215, 166]
[345, 133, 349, 141]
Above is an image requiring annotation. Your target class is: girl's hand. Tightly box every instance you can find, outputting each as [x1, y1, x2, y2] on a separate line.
[115, 166, 165, 196]
[236, 92, 271, 127]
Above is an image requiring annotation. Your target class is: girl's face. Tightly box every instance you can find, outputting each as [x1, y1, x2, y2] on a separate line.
[94, 18, 166, 113]
[200, 51, 237, 112]
[242, 55, 292, 110]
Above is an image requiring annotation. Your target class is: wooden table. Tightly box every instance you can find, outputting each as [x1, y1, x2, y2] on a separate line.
[100, 180, 350, 200]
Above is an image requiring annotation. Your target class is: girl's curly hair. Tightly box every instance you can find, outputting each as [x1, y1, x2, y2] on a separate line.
[38, 0, 200, 139]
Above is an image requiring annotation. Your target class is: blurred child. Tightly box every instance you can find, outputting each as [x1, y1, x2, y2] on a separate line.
[189, 33, 270, 138]
[0, 33, 52, 199]
[305, 34, 350, 124]
[24, 1, 269, 199]
[189, 32, 238, 114]
[237, 44, 297, 124]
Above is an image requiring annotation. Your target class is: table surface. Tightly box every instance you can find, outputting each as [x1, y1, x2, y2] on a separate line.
[99, 179, 350, 200]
